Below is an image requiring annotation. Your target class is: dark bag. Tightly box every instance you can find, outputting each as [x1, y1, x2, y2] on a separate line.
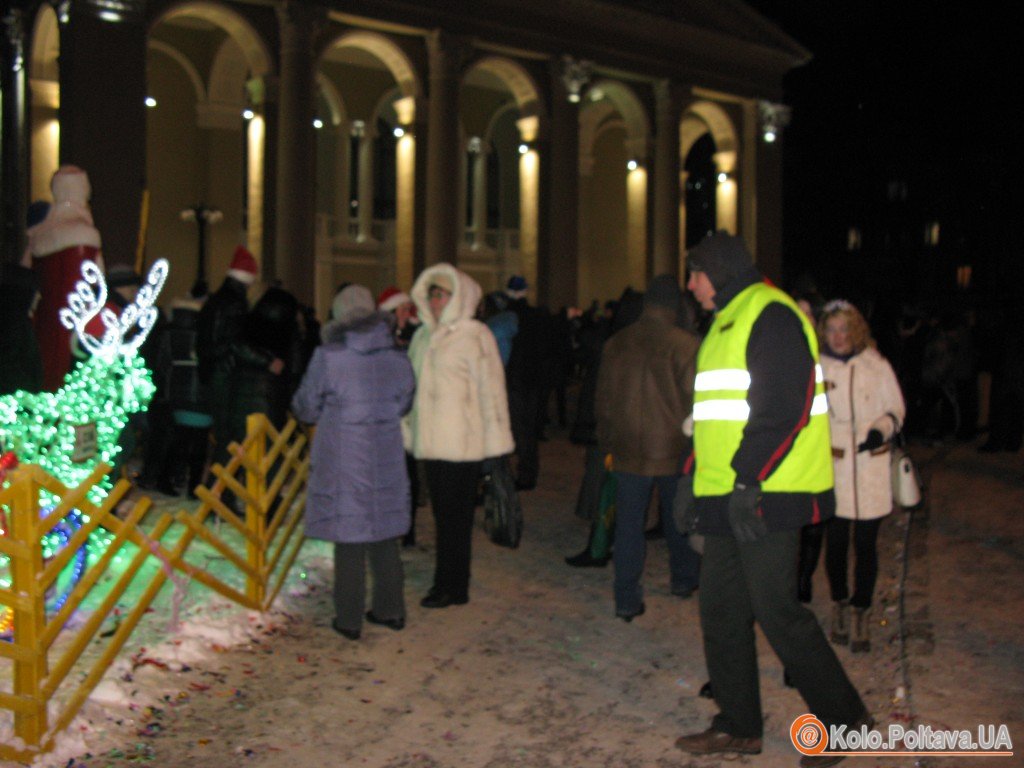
[482, 455, 523, 548]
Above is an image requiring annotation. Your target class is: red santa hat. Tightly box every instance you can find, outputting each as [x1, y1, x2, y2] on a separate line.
[377, 285, 411, 312]
[227, 245, 258, 285]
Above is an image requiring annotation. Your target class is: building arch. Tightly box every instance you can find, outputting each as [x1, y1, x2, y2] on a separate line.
[154, 1, 272, 77]
[680, 100, 737, 159]
[588, 78, 650, 155]
[321, 30, 422, 102]
[147, 40, 206, 103]
[145, 1, 274, 302]
[680, 100, 740, 236]
[468, 56, 544, 124]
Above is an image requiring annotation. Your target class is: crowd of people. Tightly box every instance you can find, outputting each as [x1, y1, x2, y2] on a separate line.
[3, 166, 1018, 766]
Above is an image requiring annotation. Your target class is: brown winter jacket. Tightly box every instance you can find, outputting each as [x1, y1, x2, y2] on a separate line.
[594, 307, 699, 476]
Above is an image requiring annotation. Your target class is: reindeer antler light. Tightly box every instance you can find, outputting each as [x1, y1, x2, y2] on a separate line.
[58, 259, 169, 362]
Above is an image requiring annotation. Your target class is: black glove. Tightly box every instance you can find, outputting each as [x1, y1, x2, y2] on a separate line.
[672, 475, 697, 534]
[727, 482, 767, 543]
[857, 429, 885, 453]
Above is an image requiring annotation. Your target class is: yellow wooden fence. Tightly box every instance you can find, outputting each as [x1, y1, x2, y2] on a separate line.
[0, 413, 308, 763]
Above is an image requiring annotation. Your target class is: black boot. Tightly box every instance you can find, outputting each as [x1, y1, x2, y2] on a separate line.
[565, 548, 610, 567]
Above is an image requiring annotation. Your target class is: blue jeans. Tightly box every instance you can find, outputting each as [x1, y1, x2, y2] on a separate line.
[612, 471, 701, 614]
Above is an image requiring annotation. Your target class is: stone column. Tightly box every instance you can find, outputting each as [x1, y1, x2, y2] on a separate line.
[356, 123, 375, 241]
[539, 56, 583, 309]
[469, 139, 488, 249]
[58, 0, 147, 268]
[1, 8, 28, 263]
[424, 31, 465, 265]
[274, 1, 322, 303]
[334, 122, 351, 239]
[652, 80, 683, 278]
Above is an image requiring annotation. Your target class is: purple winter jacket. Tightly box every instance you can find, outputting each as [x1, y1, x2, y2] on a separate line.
[291, 314, 415, 543]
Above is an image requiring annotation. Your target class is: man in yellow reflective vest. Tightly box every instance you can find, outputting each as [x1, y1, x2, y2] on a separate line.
[674, 232, 870, 768]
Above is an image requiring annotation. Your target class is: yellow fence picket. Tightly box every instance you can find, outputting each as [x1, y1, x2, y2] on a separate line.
[0, 413, 309, 763]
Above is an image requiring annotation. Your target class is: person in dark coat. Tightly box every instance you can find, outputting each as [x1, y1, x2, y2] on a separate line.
[0, 259, 43, 396]
[504, 275, 546, 490]
[154, 284, 213, 497]
[233, 285, 301, 431]
[291, 285, 416, 640]
[196, 246, 282, 474]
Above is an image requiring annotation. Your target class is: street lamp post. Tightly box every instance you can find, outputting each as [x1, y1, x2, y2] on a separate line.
[179, 204, 223, 295]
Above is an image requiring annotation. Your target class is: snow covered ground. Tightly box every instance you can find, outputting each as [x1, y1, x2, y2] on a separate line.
[5, 432, 1022, 768]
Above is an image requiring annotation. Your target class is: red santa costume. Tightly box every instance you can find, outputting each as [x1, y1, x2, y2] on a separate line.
[29, 166, 103, 391]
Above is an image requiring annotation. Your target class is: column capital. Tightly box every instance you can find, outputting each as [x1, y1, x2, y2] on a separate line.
[426, 30, 471, 80]
[3, 8, 25, 72]
[276, 0, 326, 35]
[654, 79, 688, 112]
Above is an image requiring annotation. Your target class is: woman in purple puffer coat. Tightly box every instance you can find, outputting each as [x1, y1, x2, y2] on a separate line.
[291, 285, 416, 640]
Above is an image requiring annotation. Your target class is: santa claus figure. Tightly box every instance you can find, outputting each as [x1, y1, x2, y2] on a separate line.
[28, 165, 103, 391]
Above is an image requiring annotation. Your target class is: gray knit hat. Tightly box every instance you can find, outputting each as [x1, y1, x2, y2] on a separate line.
[331, 284, 375, 324]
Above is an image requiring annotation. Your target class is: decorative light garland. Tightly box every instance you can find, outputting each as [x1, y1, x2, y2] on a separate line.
[0, 259, 169, 639]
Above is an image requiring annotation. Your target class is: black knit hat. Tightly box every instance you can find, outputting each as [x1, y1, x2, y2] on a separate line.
[644, 274, 683, 312]
[686, 230, 754, 291]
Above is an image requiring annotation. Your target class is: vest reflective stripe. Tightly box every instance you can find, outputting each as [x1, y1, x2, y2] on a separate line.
[693, 282, 833, 497]
[694, 369, 751, 392]
[693, 399, 751, 421]
[811, 392, 829, 416]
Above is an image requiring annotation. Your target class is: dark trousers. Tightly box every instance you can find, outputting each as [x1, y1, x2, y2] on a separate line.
[700, 531, 865, 738]
[508, 388, 539, 486]
[403, 452, 419, 545]
[797, 521, 825, 601]
[612, 471, 700, 614]
[424, 459, 482, 600]
[825, 517, 883, 608]
[333, 538, 405, 632]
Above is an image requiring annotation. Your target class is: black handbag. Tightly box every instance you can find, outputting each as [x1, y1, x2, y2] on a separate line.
[482, 455, 523, 548]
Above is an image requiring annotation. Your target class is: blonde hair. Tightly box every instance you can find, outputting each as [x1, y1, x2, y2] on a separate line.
[818, 299, 874, 353]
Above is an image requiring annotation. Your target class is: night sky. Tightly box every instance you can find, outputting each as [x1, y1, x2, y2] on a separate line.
[742, 2, 1024, 302]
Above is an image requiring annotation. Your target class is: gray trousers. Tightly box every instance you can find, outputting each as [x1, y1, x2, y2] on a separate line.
[333, 538, 405, 632]
[701, 530, 866, 738]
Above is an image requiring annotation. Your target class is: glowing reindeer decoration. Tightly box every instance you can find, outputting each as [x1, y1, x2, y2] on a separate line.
[0, 258, 170, 503]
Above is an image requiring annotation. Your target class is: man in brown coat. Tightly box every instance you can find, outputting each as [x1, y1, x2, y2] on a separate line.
[595, 275, 701, 620]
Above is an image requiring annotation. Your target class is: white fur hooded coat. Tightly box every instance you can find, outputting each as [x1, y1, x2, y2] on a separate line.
[403, 263, 514, 462]
[822, 346, 906, 521]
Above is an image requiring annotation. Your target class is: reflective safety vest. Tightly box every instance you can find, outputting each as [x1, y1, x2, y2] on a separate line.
[692, 282, 833, 497]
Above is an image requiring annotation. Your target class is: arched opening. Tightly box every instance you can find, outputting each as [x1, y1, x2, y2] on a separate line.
[146, 1, 272, 302]
[458, 56, 544, 293]
[578, 79, 651, 304]
[680, 100, 739, 263]
[314, 30, 422, 317]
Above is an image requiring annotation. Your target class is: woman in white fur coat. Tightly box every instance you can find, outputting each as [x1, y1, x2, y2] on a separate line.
[819, 300, 906, 654]
[404, 263, 514, 608]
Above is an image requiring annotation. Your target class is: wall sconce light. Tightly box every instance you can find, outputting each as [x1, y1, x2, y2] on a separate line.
[313, 118, 324, 129]
[145, 96, 157, 108]
[759, 101, 791, 144]
[467, 136, 482, 154]
[393, 126, 406, 138]
[627, 159, 639, 171]
[242, 108, 255, 121]
[717, 171, 729, 183]
[518, 143, 529, 155]
[350, 119, 366, 139]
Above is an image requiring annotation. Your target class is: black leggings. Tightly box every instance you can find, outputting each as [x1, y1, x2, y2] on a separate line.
[825, 517, 883, 609]
[423, 459, 482, 600]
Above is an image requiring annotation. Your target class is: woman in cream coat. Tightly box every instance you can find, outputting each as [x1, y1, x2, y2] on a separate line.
[404, 263, 514, 608]
[819, 300, 906, 653]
